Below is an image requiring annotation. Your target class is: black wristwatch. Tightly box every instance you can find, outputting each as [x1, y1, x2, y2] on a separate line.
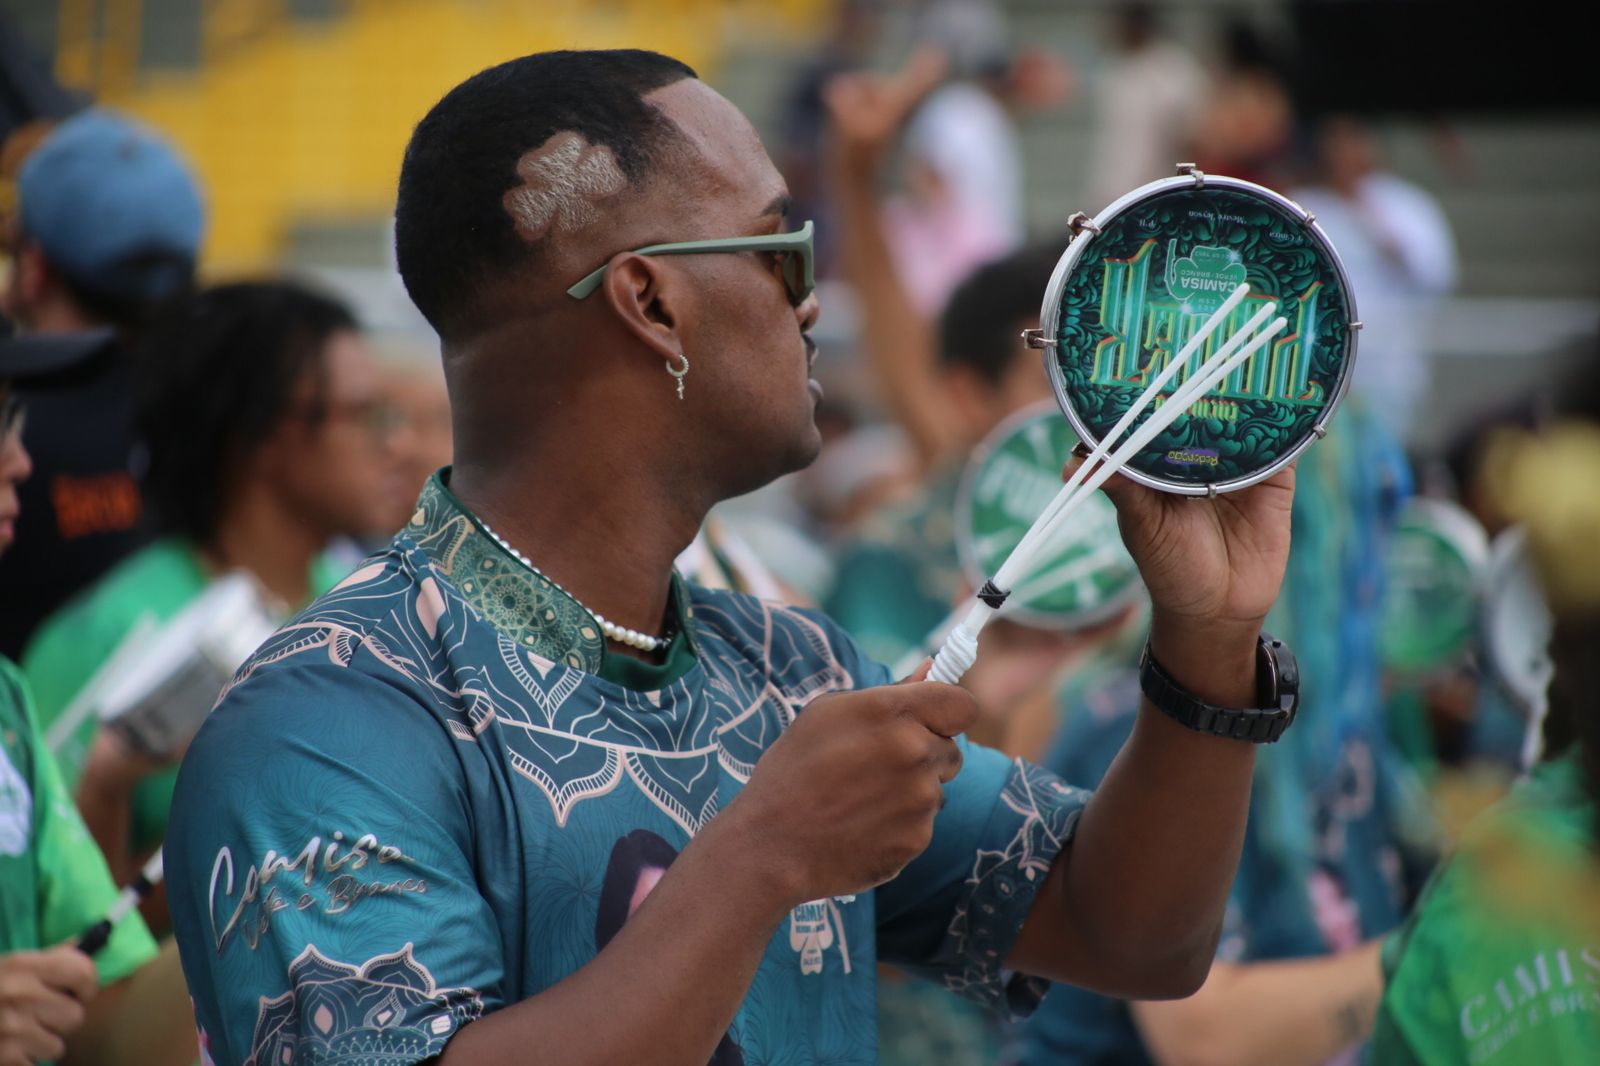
[1138, 632, 1299, 743]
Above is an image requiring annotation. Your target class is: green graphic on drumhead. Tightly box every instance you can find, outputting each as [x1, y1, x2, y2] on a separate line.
[957, 405, 1141, 629]
[1378, 499, 1489, 677]
[1052, 182, 1354, 489]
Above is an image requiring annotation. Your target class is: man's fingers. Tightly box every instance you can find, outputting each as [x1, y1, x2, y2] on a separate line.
[20, 986, 85, 1040]
[933, 735, 964, 784]
[899, 683, 979, 739]
[0, 1008, 67, 1063]
[1060, 452, 1158, 520]
[892, 46, 949, 106]
[36, 946, 99, 1003]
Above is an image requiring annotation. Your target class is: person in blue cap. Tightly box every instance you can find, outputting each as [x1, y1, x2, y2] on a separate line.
[0, 109, 204, 659]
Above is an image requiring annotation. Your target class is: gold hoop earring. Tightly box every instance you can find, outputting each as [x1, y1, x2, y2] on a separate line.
[665, 352, 689, 400]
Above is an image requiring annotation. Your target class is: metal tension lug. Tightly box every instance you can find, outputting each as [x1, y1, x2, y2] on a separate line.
[1312, 424, 1329, 440]
[1021, 328, 1050, 349]
[1349, 320, 1364, 331]
[1067, 211, 1101, 237]
[1176, 162, 1206, 187]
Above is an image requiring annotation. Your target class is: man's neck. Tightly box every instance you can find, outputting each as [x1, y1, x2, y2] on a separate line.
[205, 485, 328, 610]
[449, 456, 708, 648]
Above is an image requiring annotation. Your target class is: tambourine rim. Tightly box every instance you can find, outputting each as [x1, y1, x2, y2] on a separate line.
[1481, 525, 1553, 716]
[954, 400, 1145, 631]
[1380, 497, 1493, 677]
[1394, 497, 1493, 589]
[1038, 173, 1362, 496]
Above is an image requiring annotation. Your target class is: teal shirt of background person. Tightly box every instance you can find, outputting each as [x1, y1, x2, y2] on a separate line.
[1014, 404, 1434, 1065]
[165, 472, 1091, 1066]
[824, 464, 964, 666]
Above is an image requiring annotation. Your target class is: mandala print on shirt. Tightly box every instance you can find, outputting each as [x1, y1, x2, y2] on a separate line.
[243, 943, 484, 1066]
[227, 477, 865, 842]
[943, 759, 1089, 1008]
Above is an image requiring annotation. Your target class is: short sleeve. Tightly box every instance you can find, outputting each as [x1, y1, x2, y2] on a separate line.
[875, 745, 1090, 1017]
[19, 599, 129, 788]
[1369, 866, 1467, 1066]
[165, 663, 501, 1066]
[0, 659, 158, 984]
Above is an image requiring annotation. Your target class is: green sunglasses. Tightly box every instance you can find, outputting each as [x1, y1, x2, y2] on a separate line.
[566, 219, 816, 304]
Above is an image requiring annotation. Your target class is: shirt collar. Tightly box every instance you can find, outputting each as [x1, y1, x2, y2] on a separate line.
[405, 469, 695, 671]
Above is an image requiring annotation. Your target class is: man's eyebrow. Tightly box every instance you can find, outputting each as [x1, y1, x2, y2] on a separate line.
[760, 193, 792, 220]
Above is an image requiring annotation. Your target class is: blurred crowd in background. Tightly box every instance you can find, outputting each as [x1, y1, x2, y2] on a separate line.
[0, 1, 1596, 1064]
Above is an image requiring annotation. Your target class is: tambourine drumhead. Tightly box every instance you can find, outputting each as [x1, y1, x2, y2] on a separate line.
[955, 402, 1142, 630]
[1042, 173, 1358, 494]
[1377, 498, 1490, 678]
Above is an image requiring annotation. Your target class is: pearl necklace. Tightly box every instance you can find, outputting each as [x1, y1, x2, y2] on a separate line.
[478, 520, 671, 653]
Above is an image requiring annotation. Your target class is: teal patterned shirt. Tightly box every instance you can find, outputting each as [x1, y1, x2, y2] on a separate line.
[166, 472, 1090, 1066]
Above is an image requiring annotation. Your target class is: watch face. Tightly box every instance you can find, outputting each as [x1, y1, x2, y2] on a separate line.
[1378, 498, 1490, 678]
[955, 402, 1142, 629]
[1042, 175, 1358, 494]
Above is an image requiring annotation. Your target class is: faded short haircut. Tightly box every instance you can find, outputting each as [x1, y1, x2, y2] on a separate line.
[394, 49, 697, 339]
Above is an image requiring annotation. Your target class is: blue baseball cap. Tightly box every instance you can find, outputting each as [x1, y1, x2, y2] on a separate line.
[16, 109, 204, 303]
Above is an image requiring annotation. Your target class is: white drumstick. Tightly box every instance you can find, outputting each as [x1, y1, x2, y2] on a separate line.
[1002, 292, 1273, 583]
[928, 310, 1287, 685]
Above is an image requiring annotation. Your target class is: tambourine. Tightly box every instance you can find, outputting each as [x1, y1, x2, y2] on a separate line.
[955, 402, 1141, 630]
[928, 167, 1358, 684]
[1377, 498, 1491, 678]
[1482, 527, 1555, 721]
[1032, 166, 1359, 495]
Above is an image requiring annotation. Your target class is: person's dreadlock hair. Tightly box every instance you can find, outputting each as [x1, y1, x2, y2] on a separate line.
[394, 49, 697, 341]
[136, 280, 358, 545]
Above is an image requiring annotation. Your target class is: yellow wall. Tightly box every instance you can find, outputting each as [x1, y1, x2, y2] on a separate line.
[87, 0, 824, 271]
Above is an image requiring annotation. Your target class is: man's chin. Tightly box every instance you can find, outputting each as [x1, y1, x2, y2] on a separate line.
[719, 423, 824, 502]
[784, 421, 826, 476]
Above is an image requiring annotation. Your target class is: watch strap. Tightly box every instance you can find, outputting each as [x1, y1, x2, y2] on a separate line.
[1138, 634, 1298, 743]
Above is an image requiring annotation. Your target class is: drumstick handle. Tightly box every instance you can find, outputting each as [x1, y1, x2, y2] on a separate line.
[927, 603, 992, 684]
[78, 849, 165, 957]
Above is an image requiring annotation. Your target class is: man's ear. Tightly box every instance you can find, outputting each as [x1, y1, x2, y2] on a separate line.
[600, 252, 684, 363]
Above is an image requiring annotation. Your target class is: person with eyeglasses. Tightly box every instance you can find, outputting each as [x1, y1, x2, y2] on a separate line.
[20, 281, 404, 921]
[0, 336, 202, 1066]
[162, 50, 1302, 1066]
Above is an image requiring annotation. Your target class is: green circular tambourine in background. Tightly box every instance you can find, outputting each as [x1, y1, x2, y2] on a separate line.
[956, 402, 1143, 630]
[1039, 169, 1359, 494]
[1483, 526, 1555, 721]
[1377, 498, 1491, 679]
